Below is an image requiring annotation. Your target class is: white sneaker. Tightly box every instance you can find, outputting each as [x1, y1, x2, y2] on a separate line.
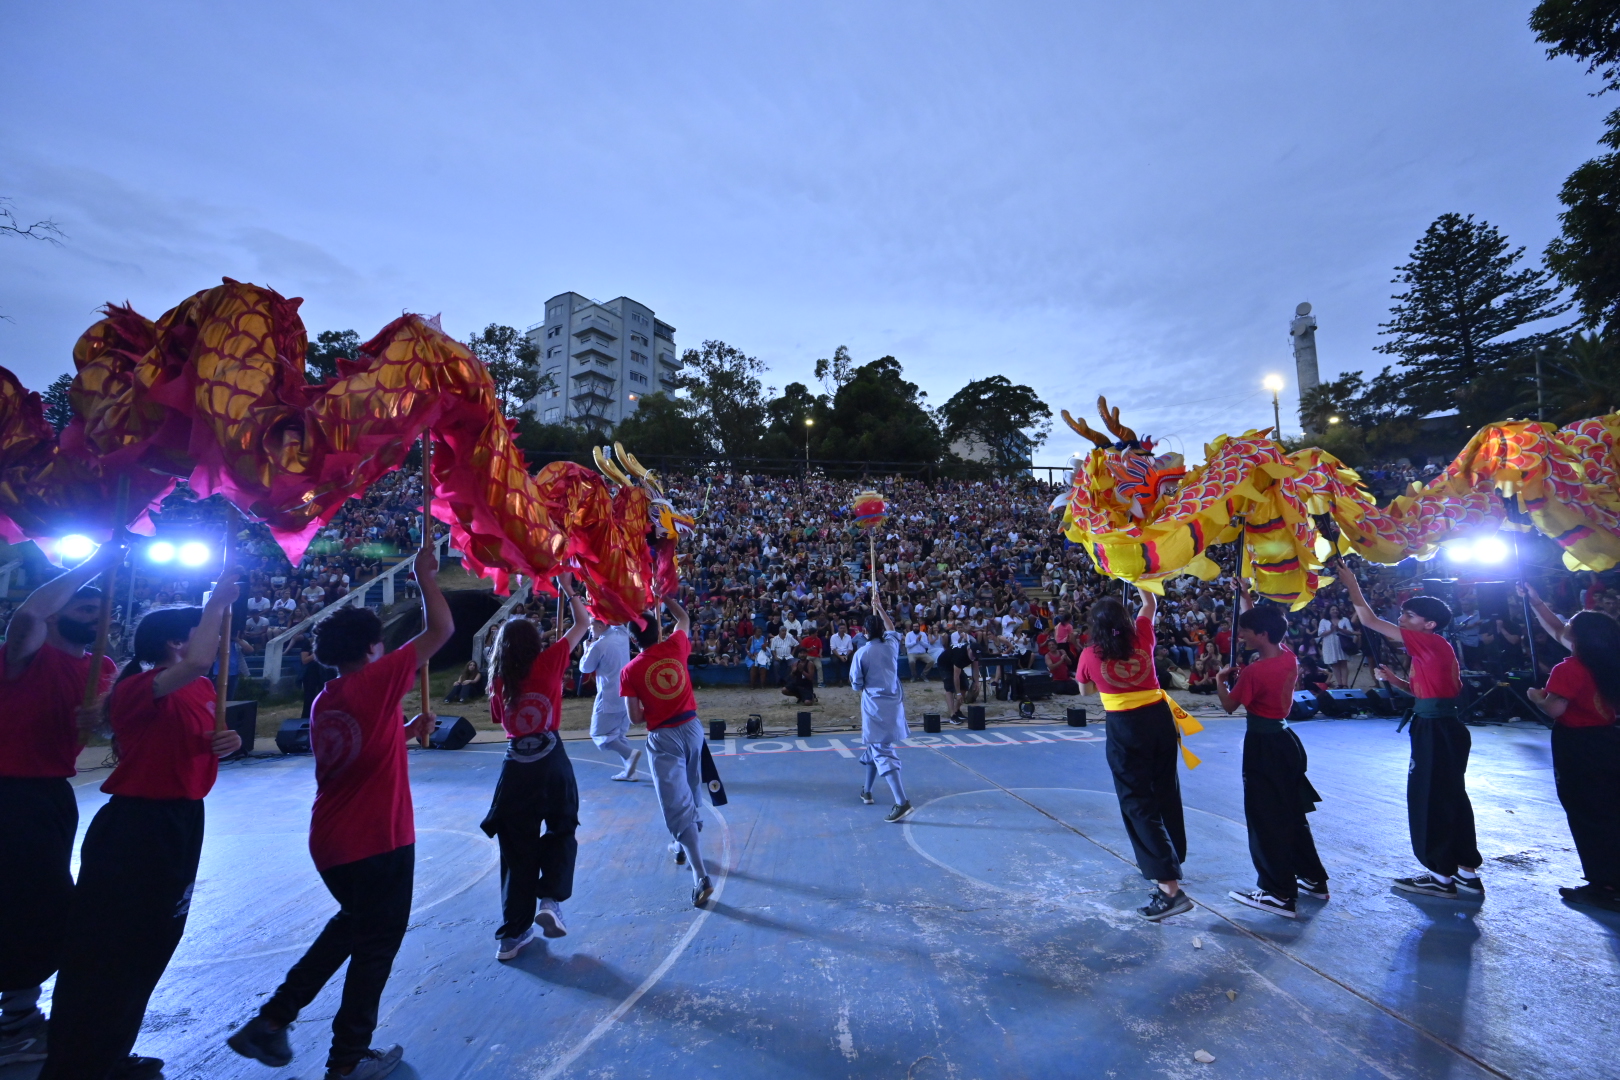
[496, 925, 535, 960]
[612, 749, 643, 781]
[536, 899, 568, 938]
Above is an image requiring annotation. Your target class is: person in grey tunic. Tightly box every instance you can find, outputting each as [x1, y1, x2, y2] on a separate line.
[853, 589, 913, 822]
[579, 620, 641, 781]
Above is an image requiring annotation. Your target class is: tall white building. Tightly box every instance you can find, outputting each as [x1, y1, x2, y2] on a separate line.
[524, 292, 679, 426]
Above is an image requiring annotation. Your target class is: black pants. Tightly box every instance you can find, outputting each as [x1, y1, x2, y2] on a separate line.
[0, 778, 77, 994]
[1552, 723, 1620, 889]
[1407, 712, 1482, 877]
[1242, 726, 1328, 901]
[260, 844, 414, 1070]
[40, 796, 205, 1080]
[482, 749, 579, 939]
[1105, 701, 1186, 882]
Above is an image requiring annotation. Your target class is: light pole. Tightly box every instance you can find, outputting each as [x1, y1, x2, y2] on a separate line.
[804, 416, 814, 476]
[1263, 374, 1284, 437]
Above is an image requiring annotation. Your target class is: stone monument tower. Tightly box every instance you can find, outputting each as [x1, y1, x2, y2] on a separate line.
[1289, 302, 1321, 433]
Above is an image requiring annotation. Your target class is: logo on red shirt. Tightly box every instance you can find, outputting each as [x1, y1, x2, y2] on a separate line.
[312, 709, 363, 777]
[1102, 652, 1149, 687]
[507, 691, 555, 736]
[645, 658, 687, 701]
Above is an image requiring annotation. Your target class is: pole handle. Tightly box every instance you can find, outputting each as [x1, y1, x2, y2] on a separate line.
[215, 506, 238, 732]
[81, 475, 131, 714]
[418, 435, 435, 731]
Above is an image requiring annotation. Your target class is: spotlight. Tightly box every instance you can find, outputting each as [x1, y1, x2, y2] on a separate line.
[58, 535, 96, 561]
[147, 541, 176, 564]
[1473, 536, 1509, 564]
[178, 541, 211, 567]
[1443, 541, 1473, 563]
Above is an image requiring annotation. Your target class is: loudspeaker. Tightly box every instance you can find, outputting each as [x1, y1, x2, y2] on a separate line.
[276, 718, 311, 754]
[1366, 688, 1406, 717]
[223, 700, 257, 757]
[1475, 580, 1514, 622]
[1014, 669, 1054, 700]
[923, 712, 941, 734]
[1066, 707, 1088, 727]
[1328, 688, 1370, 702]
[966, 704, 986, 730]
[709, 719, 726, 741]
[427, 715, 475, 750]
[797, 712, 813, 738]
[1287, 692, 1319, 722]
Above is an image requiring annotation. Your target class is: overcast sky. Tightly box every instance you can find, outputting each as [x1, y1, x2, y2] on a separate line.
[0, 1, 1603, 465]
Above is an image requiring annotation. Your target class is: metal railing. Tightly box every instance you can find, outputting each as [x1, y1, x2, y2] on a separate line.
[260, 536, 448, 692]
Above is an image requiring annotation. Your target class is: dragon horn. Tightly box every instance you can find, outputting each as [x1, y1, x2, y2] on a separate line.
[1096, 395, 1138, 445]
[594, 445, 632, 487]
[1062, 409, 1112, 449]
[615, 442, 664, 494]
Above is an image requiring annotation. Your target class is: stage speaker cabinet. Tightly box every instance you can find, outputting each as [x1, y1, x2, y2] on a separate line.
[797, 712, 813, 738]
[223, 700, 257, 756]
[1014, 669, 1054, 701]
[276, 718, 311, 754]
[1474, 580, 1514, 622]
[708, 719, 726, 741]
[1287, 691, 1320, 722]
[1328, 689, 1370, 702]
[923, 712, 942, 734]
[966, 704, 987, 730]
[1366, 688, 1405, 717]
[428, 715, 475, 750]
[1066, 707, 1088, 727]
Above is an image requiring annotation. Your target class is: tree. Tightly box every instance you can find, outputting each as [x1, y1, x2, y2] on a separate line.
[0, 198, 64, 244]
[757, 381, 826, 462]
[675, 339, 771, 463]
[1515, 332, 1620, 421]
[42, 374, 74, 434]
[469, 324, 544, 417]
[611, 392, 709, 461]
[813, 345, 855, 395]
[937, 376, 1051, 469]
[1374, 213, 1567, 424]
[816, 355, 944, 465]
[306, 329, 361, 384]
[512, 414, 595, 469]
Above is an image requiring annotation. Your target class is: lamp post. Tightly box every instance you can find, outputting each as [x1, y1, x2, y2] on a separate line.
[1263, 374, 1284, 437]
[804, 416, 814, 477]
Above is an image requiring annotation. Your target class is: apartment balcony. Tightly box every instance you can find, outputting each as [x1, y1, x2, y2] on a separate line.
[571, 338, 617, 363]
[573, 314, 617, 340]
[654, 320, 676, 342]
[571, 370, 616, 407]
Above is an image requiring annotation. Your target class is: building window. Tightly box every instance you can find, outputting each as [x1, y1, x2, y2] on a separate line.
[543, 407, 561, 422]
[631, 312, 649, 326]
[546, 326, 561, 338]
[629, 371, 648, 385]
[547, 305, 562, 320]
[630, 351, 647, 364]
[630, 332, 649, 346]
[546, 345, 562, 359]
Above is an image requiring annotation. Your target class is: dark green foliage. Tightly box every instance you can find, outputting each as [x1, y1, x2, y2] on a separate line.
[674, 340, 771, 463]
[937, 375, 1051, 468]
[611, 392, 709, 461]
[1530, 1, 1620, 91]
[1514, 332, 1620, 421]
[305, 329, 361, 384]
[813, 355, 944, 465]
[42, 373, 73, 434]
[468, 323, 544, 417]
[513, 414, 596, 468]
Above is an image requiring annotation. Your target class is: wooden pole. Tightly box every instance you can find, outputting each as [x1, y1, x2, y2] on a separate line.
[214, 505, 238, 732]
[81, 476, 131, 722]
[419, 435, 434, 721]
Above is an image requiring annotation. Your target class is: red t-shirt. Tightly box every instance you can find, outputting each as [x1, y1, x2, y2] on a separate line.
[800, 634, 823, 658]
[1077, 616, 1159, 693]
[1546, 657, 1616, 728]
[490, 638, 571, 738]
[1231, 648, 1299, 721]
[1402, 628, 1461, 700]
[102, 669, 219, 800]
[308, 647, 419, 871]
[620, 630, 698, 729]
[0, 644, 116, 778]
[1047, 653, 1072, 681]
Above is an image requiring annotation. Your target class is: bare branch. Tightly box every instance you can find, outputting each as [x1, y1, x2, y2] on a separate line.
[0, 198, 66, 245]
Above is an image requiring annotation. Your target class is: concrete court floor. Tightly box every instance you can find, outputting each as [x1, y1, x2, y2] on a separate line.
[6, 715, 1616, 1080]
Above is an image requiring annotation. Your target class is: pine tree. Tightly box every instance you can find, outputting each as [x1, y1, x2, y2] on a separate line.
[1374, 213, 1567, 422]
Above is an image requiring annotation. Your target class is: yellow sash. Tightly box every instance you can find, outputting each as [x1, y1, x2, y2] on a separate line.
[1098, 689, 1203, 769]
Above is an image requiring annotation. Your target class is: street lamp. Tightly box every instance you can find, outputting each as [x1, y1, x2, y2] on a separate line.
[804, 416, 814, 475]
[1262, 374, 1285, 436]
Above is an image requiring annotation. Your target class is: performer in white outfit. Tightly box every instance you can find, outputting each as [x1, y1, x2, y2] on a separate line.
[579, 620, 641, 781]
[853, 589, 913, 822]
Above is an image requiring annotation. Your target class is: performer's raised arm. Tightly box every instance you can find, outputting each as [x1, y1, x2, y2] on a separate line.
[1135, 585, 1157, 624]
[1333, 559, 1400, 642]
[664, 593, 691, 638]
[558, 572, 591, 651]
[5, 541, 125, 678]
[1517, 582, 1571, 649]
[410, 543, 454, 665]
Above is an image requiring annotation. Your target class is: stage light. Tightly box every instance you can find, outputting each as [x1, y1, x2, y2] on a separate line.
[1473, 536, 1509, 564]
[178, 541, 211, 567]
[1443, 541, 1473, 562]
[58, 535, 96, 561]
[147, 541, 176, 564]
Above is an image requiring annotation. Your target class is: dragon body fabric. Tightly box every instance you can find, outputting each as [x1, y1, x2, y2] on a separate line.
[0, 279, 657, 623]
[1056, 399, 1620, 608]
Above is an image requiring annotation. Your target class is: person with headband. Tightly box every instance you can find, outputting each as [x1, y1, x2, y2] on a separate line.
[0, 545, 123, 1072]
[579, 615, 641, 781]
[1522, 587, 1620, 911]
[852, 587, 912, 822]
[39, 572, 243, 1080]
[1338, 561, 1482, 900]
[1215, 595, 1329, 919]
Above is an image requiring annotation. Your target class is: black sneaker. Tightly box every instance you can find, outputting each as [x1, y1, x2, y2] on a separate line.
[0, 1013, 47, 1066]
[324, 1045, 403, 1080]
[1559, 883, 1620, 910]
[1296, 877, 1330, 901]
[1393, 873, 1459, 898]
[669, 840, 686, 866]
[109, 1055, 165, 1080]
[1138, 887, 1194, 921]
[692, 876, 714, 907]
[885, 802, 914, 823]
[227, 1015, 293, 1067]
[1453, 873, 1485, 899]
[860, 789, 874, 805]
[948, 713, 966, 724]
[1228, 889, 1297, 919]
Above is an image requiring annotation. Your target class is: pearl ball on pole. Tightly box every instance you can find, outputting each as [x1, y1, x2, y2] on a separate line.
[1262, 373, 1285, 436]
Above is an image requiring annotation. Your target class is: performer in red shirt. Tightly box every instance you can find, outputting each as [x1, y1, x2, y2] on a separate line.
[1216, 597, 1329, 919]
[620, 595, 714, 907]
[1339, 561, 1482, 900]
[39, 573, 242, 1080]
[1523, 593, 1620, 912]
[481, 575, 590, 960]
[228, 544, 451, 1080]
[0, 545, 121, 1071]
[1077, 586, 1194, 922]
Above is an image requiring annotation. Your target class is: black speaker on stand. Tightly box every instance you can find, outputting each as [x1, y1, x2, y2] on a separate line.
[427, 715, 475, 750]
